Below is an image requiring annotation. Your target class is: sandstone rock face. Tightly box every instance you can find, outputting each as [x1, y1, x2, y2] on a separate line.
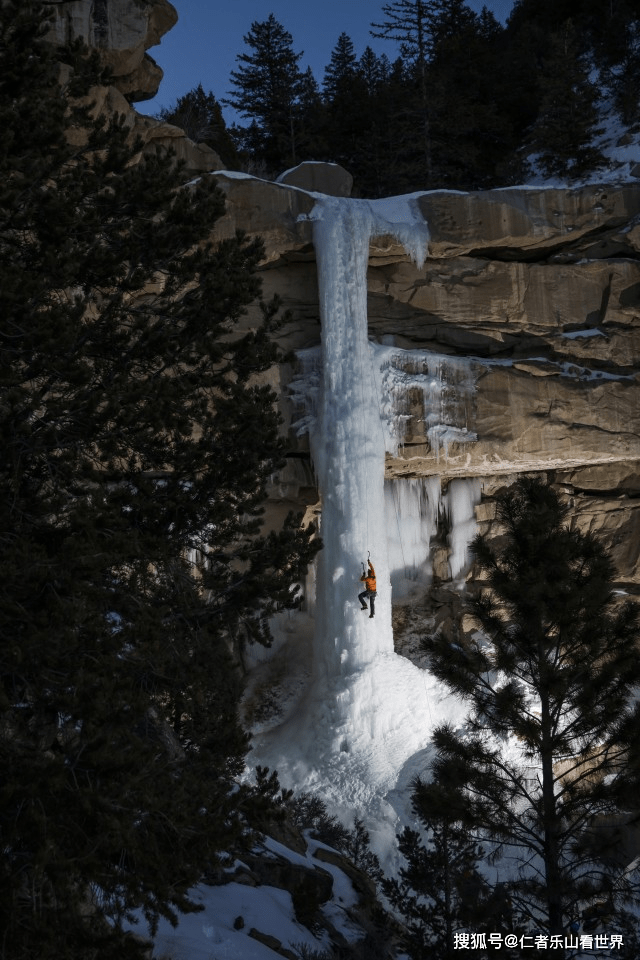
[417, 185, 640, 259]
[46, 0, 177, 101]
[47, 1, 225, 174]
[47, 0, 640, 596]
[205, 173, 640, 591]
[214, 174, 315, 262]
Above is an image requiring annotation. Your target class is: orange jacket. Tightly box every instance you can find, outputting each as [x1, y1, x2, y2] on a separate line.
[360, 563, 376, 592]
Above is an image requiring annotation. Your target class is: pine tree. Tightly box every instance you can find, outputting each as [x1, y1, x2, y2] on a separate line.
[320, 34, 373, 184]
[383, 805, 491, 959]
[358, 46, 390, 96]
[294, 67, 326, 162]
[528, 20, 605, 179]
[427, 0, 478, 50]
[157, 83, 240, 167]
[426, 6, 510, 189]
[595, 0, 640, 125]
[369, 0, 507, 190]
[323, 32, 358, 100]
[225, 14, 304, 175]
[421, 477, 640, 940]
[0, 3, 318, 957]
[370, 0, 434, 181]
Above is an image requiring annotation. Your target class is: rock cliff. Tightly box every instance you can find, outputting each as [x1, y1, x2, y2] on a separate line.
[210, 167, 640, 596]
[46, 0, 178, 101]
[45, 0, 225, 173]
[50, 2, 640, 598]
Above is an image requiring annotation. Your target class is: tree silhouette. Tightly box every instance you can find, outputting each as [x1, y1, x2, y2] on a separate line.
[0, 4, 318, 956]
[225, 14, 304, 174]
[421, 477, 640, 939]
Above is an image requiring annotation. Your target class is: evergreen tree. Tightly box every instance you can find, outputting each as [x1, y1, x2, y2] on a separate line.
[595, 1, 640, 125]
[225, 14, 304, 175]
[527, 20, 606, 179]
[358, 45, 390, 96]
[370, 0, 506, 190]
[323, 32, 358, 100]
[320, 34, 372, 185]
[350, 48, 397, 196]
[421, 477, 640, 940]
[0, 3, 318, 957]
[495, 18, 548, 181]
[383, 807, 491, 959]
[427, 0, 478, 50]
[426, 6, 510, 189]
[506, 0, 640, 143]
[294, 67, 327, 162]
[370, 0, 434, 180]
[157, 83, 240, 168]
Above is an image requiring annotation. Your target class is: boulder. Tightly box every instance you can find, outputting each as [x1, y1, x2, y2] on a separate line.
[137, 117, 225, 173]
[248, 929, 297, 959]
[213, 173, 316, 263]
[277, 161, 353, 197]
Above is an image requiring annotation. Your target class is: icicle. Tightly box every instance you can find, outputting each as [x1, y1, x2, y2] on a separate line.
[446, 478, 482, 580]
[371, 343, 477, 459]
[385, 476, 442, 597]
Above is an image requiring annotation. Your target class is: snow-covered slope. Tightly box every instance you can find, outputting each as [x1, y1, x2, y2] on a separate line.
[136, 830, 394, 960]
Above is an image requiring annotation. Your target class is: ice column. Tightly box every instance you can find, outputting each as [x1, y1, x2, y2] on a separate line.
[308, 196, 428, 681]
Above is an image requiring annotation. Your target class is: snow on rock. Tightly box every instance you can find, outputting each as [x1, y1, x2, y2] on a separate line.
[138, 830, 384, 959]
[143, 882, 317, 960]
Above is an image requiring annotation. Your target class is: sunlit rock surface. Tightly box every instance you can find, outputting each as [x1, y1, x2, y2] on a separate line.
[208, 173, 640, 592]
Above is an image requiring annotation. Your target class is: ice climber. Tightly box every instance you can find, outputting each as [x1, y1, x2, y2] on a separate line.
[358, 559, 377, 618]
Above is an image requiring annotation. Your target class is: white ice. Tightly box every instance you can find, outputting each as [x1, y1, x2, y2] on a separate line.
[250, 195, 477, 854]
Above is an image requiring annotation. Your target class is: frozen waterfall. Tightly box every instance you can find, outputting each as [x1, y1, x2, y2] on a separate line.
[251, 193, 478, 825]
[306, 196, 429, 678]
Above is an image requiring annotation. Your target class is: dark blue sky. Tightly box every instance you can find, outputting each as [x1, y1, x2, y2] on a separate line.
[141, 0, 515, 120]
